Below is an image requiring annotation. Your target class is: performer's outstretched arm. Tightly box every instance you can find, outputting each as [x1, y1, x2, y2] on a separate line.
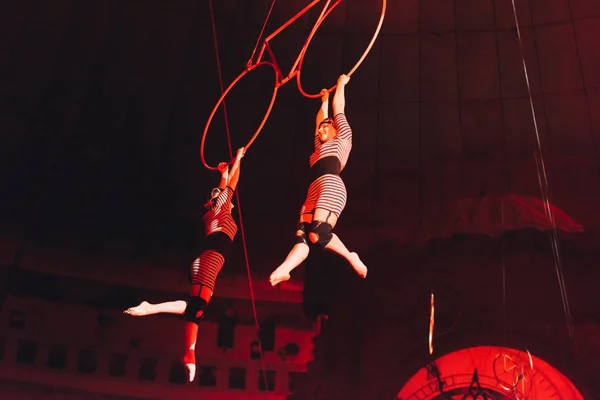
[227, 147, 244, 190]
[332, 74, 350, 115]
[315, 89, 329, 134]
[217, 162, 229, 189]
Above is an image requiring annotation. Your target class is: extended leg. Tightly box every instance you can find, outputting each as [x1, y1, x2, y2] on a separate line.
[325, 233, 367, 278]
[124, 300, 187, 316]
[309, 208, 367, 278]
[270, 219, 312, 286]
[182, 284, 213, 383]
[183, 246, 226, 383]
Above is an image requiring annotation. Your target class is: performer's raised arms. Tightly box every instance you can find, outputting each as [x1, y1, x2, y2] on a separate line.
[270, 75, 367, 287]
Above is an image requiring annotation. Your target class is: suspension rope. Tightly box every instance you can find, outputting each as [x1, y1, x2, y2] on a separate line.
[501, 200, 507, 345]
[208, 1, 234, 159]
[247, 0, 278, 68]
[510, 0, 575, 340]
[209, 1, 270, 391]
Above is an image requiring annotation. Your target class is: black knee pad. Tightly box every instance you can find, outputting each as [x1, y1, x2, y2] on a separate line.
[309, 220, 333, 248]
[294, 222, 308, 245]
[184, 296, 208, 325]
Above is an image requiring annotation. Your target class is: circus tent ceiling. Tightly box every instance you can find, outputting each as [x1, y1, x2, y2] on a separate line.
[1, 0, 600, 275]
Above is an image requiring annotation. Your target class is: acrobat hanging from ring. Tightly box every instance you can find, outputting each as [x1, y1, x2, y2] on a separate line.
[124, 0, 386, 384]
[200, 0, 386, 281]
[270, 75, 368, 285]
[124, 147, 245, 383]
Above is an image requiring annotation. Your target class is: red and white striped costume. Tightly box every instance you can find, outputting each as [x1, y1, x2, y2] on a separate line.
[300, 113, 353, 217]
[190, 187, 237, 291]
[203, 186, 237, 240]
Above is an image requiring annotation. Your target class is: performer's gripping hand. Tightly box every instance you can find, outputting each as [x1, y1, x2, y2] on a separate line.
[217, 162, 228, 173]
[236, 147, 245, 160]
[320, 88, 329, 103]
[337, 74, 350, 86]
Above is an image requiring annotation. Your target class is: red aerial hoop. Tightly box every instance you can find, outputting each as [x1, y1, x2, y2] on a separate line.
[296, 0, 387, 98]
[201, 0, 387, 169]
[200, 62, 279, 170]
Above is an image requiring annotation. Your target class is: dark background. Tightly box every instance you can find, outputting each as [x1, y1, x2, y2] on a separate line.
[3, 0, 599, 279]
[2, 0, 600, 398]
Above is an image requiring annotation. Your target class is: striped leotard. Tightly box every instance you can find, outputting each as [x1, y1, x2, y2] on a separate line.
[203, 186, 237, 240]
[300, 113, 353, 217]
[190, 186, 237, 291]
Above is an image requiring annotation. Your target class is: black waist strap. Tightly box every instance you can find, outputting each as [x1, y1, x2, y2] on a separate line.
[310, 156, 341, 181]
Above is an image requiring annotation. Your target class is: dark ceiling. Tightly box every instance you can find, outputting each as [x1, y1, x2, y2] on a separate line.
[1, 0, 600, 277]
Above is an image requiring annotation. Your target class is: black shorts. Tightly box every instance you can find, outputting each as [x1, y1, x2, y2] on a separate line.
[203, 231, 233, 256]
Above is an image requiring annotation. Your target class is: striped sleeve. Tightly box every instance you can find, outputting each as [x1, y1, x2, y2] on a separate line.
[334, 113, 352, 141]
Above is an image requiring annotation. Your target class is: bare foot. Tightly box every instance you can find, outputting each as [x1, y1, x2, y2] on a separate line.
[349, 252, 368, 278]
[185, 363, 196, 382]
[270, 269, 291, 286]
[123, 301, 151, 316]
[182, 350, 196, 382]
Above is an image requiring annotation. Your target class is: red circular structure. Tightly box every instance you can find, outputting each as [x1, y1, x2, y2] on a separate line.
[200, 62, 279, 170]
[296, 0, 387, 98]
[397, 346, 584, 399]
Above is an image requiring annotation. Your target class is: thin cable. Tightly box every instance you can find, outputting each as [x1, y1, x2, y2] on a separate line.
[510, 0, 574, 340]
[501, 199, 507, 345]
[209, 0, 234, 157]
[566, 0, 600, 174]
[209, 1, 270, 391]
[247, 0, 278, 68]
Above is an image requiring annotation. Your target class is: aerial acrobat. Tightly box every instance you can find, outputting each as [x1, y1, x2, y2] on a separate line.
[124, 147, 245, 383]
[269, 74, 368, 286]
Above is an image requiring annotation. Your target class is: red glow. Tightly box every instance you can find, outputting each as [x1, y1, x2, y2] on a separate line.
[429, 293, 434, 355]
[422, 194, 584, 240]
[397, 346, 584, 399]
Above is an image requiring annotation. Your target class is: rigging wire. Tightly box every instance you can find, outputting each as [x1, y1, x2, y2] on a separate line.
[510, 0, 575, 340]
[209, 0, 270, 392]
[247, 0, 279, 67]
